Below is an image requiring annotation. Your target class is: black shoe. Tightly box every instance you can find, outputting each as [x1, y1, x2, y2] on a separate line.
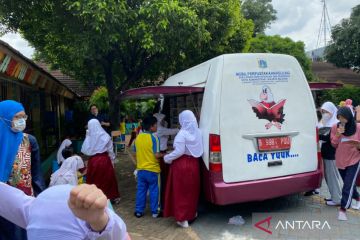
[304, 190, 320, 196]
[304, 191, 315, 196]
[134, 212, 144, 218]
[111, 198, 121, 205]
[188, 212, 198, 224]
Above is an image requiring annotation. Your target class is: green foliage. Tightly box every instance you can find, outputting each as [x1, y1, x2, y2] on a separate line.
[122, 100, 157, 120]
[74, 100, 89, 113]
[325, 4, 360, 72]
[0, 0, 253, 89]
[319, 85, 360, 106]
[0, 0, 254, 127]
[247, 35, 314, 81]
[89, 87, 109, 112]
[241, 0, 277, 36]
[89, 87, 156, 118]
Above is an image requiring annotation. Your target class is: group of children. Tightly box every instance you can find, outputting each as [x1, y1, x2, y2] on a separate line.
[50, 143, 85, 187]
[0, 102, 203, 240]
[0, 100, 129, 239]
[46, 109, 195, 233]
[318, 101, 360, 221]
[133, 110, 203, 228]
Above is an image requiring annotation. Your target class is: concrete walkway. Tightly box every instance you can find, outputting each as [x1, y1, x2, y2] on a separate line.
[113, 149, 201, 240]
[112, 146, 360, 240]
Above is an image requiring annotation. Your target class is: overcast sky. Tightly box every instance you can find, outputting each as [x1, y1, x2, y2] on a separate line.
[0, 0, 358, 59]
[266, 0, 359, 51]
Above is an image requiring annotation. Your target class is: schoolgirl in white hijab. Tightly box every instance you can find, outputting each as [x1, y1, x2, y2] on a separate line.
[164, 110, 203, 163]
[319, 101, 342, 207]
[81, 119, 115, 162]
[80, 119, 120, 203]
[0, 183, 129, 240]
[57, 139, 72, 165]
[163, 110, 203, 228]
[50, 156, 84, 187]
[320, 101, 339, 128]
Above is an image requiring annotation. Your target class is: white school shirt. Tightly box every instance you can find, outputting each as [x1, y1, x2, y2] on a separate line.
[164, 131, 196, 163]
[0, 183, 128, 240]
[155, 127, 179, 151]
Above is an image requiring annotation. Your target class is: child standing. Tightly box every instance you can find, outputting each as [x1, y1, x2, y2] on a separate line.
[49, 146, 85, 187]
[120, 118, 126, 141]
[134, 116, 164, 218]
[119, 118, 127, 151]
[163, 110, 203, 228]
[56, 138, 72, 166]
[319, 102, 342, 206]
[331, 107, 360, 221]
[128, 124, 138, 148]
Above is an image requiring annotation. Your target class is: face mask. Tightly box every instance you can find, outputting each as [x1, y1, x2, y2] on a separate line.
[322, 113, 331, 122]
[12, 118, 26, 132]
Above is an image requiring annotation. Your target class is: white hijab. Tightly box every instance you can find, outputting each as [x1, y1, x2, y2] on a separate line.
[57, 139, 72, 164]
[81, 119, 111, 156]
[49, 156, 84, 187]
[320, 102, 338, 127]
[177, 110, 203, 157]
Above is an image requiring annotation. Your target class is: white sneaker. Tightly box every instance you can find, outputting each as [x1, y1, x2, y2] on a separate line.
[338, 210, 348, 221]
[152, 213, 159, 218]
[352, 201, 360, 210]
[326, 200, 340, 206]
[176, 220, 189, 228]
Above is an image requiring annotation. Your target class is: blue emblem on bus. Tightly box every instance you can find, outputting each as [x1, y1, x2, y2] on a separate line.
[258, 59, 267, 68]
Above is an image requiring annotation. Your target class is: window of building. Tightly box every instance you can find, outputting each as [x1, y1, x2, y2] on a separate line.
[1, 83, 7, 101]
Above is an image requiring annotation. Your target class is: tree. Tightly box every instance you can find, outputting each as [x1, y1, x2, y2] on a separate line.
[325, 4, 360, 73]
[0, 0, 253, 128]
[89, 87, 109, 112]
[247, 35, 314, 81]
[319, 85, 360, 107]
[241, 0, 277, 36]
[89, 86, 156, 120]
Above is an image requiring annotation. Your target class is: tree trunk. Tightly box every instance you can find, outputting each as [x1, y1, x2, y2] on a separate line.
[103, 56, 120, 131]
[108, 90, 120, 131]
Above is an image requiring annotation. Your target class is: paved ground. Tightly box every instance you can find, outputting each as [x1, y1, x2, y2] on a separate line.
[113, 147, 360, 240]
[113, 149, 201, 240]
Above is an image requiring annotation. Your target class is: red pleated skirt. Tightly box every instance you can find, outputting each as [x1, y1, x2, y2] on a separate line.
[87, 153, 120, 200]
[164, 155, 200, 221]
[160, 157, 169, 205]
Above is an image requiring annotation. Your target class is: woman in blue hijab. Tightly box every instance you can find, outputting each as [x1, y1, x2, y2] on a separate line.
[0, 100, 46, 240]
[0, 100, 26, 182]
